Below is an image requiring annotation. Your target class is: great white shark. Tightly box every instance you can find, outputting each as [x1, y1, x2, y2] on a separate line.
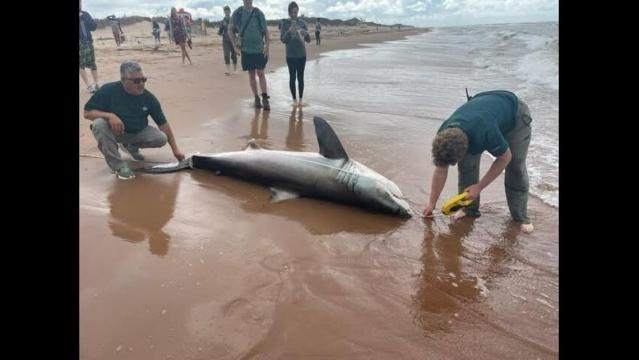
[141, 116, 414, 217]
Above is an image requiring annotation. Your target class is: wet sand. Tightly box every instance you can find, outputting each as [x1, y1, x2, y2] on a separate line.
[80, 22, 558, 359]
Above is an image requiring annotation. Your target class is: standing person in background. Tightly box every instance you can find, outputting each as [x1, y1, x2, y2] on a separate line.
[218, 5, 238, 75]
[314, 19, 321, 45]
[165, 18, 173, 44]
[80, 4, 100, 93]
[178, 8, 193, 44]
[170, 7, 192, 64]
[107, 15, 124, 47]
[200, 18, 207, 36]
[229, 0, 271, 110]
[152, 20, 161, 45]
[280, 2, 311, 107]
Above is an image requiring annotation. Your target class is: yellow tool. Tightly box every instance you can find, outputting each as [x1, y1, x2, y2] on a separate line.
[441, 192, 473, 215]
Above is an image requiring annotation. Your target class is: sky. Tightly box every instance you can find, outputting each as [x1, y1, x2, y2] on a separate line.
[82, 0, 558, 27]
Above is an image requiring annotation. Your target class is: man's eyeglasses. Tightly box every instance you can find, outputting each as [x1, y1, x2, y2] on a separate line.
[125, 77, 148, 84]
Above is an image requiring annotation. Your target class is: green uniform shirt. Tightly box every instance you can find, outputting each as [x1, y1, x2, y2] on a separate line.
[84, 81, 167, 134]
[438, 90, 519, 157]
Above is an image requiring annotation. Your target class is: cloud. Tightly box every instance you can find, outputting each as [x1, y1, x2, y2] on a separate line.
[406, 1, 431, 12]
[83, 0, 558, 26]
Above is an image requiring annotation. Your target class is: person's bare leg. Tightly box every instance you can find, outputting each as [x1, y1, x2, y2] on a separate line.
[182, 44, 192, 64]
[91, 69, 99, 86]
[248, 70, 258, 96]
[80, 68, 90, 87]
[256, 69, 268, 94]
[256, 69, 270, 110]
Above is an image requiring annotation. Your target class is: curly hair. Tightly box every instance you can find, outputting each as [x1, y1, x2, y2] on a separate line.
[432, 128, 468, 167]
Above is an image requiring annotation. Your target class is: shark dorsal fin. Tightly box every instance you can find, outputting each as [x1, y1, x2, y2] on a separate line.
[244, 139, 262, 151]
[313, 116, 349, 160]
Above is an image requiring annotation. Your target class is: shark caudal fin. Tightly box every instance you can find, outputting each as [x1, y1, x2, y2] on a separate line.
[139, 158, 192, 173]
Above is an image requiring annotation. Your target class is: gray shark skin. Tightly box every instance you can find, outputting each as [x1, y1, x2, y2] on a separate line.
[142, 116, 413, 218]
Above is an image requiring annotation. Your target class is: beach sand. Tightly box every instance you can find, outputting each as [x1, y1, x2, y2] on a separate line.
[80, 21, 558, 360]
[80, 21, 423, 155]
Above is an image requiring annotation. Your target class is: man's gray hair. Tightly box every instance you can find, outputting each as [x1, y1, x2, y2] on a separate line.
[120, 61, 142, 77]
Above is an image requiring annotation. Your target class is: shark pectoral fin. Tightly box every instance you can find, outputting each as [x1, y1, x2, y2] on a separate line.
[269, 188, 300, 203]
[313, 116, 349, 160]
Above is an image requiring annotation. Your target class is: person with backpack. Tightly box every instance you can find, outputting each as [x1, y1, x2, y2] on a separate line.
[229, 0, 271, 110]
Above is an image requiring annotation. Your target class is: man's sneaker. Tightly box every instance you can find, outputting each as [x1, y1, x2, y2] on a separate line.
[120, 144, 145, 161]
[262, 94, 271, 111]
[88, 83, 99, 94]
[254, 95, 262, 109]
[115, 166, 136, 180]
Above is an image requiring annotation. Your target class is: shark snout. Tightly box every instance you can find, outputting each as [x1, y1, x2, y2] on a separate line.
[394, 198, 414, 218]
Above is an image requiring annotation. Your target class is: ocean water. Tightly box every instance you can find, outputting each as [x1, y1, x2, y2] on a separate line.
[260, 21, 558, 208]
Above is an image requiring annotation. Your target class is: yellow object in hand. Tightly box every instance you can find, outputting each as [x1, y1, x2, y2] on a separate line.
[441, 192, 473, 215]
